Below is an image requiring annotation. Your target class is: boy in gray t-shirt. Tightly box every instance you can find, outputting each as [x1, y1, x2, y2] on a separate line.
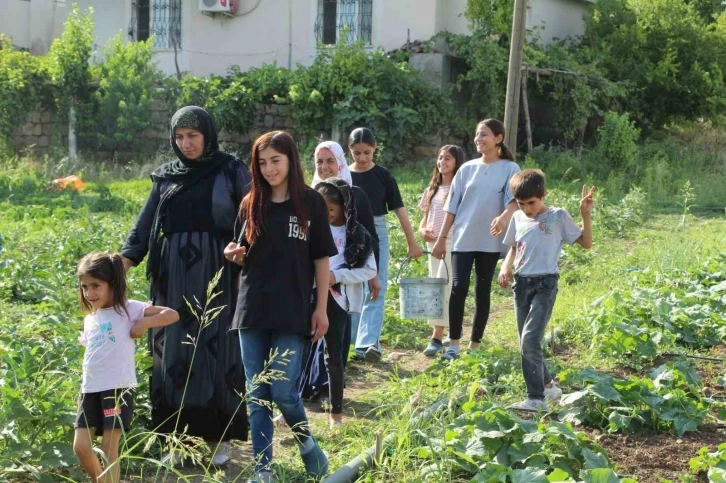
[498, 169, 595, 412]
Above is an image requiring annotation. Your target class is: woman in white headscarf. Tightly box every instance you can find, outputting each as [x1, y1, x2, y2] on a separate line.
[312, 141, 379, 272]
[294, 141, 380, 418]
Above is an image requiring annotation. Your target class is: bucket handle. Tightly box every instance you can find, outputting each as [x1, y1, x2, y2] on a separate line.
[394, 251, 449, 285]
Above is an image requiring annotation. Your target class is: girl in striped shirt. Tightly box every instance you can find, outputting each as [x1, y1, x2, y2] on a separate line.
[417, 145, 465, 356]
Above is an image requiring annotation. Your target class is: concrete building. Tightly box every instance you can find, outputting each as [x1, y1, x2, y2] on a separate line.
[2, 0, 592, 77]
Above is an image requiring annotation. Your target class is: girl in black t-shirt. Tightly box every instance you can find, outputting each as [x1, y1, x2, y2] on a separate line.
[348, 127, 423, 363]
[225, 131, 336, 481]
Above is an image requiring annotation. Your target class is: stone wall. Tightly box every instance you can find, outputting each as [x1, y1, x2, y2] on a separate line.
[12, 110, 66, 153]
[11, 101, 296, 157]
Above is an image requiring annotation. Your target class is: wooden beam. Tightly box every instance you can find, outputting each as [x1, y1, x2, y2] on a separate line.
[521, 66, 533, 153]
[503, 0, 528, 151]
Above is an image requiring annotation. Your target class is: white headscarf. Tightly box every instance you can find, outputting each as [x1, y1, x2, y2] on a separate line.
[312, 141, 353, 187]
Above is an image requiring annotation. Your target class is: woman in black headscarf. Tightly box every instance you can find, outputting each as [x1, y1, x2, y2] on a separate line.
[121, 106, 250, 465]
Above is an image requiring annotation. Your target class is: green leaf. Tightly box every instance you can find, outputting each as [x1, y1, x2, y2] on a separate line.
[508, 442, 541, 464]
[560, 390, 588, 406]
[548, 468, 575, 482]
[582, 448, 611, 469]
[512, 468, 548, 483]
[472, 464, 510, 482]
[608, 411, 633, 432]
[559, 407, 585, 426]
[673, 415, 699, 435]
[591, 383, 622, 402]
[580, 468, 621, 483]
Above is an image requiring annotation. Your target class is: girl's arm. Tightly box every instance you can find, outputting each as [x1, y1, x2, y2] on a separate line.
[490, 200, 519, 236]
[130, 305, 180, 339]
[431, 212, 455, 260]
[311, 257, 330, 343]
[394, 207, 424, 258]
[331, 254, 377, 285]
[418, 209, 436, 242]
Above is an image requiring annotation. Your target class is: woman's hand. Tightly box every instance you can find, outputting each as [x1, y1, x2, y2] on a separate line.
[120, 255, 135, 272]
[310, 308, 329, 343]
[431, 238, 446, 260]
[224, 242, 246, 266]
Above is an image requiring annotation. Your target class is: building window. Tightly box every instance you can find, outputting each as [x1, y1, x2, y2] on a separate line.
[314, 0, 373, 45]
[130, 0, 181, 49]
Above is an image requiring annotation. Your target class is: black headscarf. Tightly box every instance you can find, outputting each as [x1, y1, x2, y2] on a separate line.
[317, 178, 373, 269]
[147, 106, 236, 285]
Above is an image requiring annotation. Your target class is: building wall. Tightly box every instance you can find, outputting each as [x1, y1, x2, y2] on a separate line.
[528, 0, 591, 44]
[1, 0, 592, 76]
[4, 0, 31, 49]
[1, 0, 68, 54]
[435, 0, 470, 36]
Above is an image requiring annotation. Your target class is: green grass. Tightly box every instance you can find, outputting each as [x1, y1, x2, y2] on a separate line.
[0, 156, 725, 482]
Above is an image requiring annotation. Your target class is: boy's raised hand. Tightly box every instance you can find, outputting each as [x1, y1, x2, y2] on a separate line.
[580, 185, 596, 216]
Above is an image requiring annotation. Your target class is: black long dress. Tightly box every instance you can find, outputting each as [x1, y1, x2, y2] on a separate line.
[122, 107, 250, 441]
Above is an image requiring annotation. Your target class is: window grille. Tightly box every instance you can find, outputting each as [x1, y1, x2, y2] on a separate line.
[130, 0, 181, 49]
[314, 0, 373, 45]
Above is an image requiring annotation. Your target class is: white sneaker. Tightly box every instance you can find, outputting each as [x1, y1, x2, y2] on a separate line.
[210, 441, 231, 466]
[509, 398, 549, 412]
[544, 383, 563, 404]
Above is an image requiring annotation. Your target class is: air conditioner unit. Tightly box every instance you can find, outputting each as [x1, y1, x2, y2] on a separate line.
[199, 0, 233, 14]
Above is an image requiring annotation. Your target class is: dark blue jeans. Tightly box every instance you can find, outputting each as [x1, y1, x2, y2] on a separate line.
[512, 274, 558, 401]
[238, 329, 312, 472]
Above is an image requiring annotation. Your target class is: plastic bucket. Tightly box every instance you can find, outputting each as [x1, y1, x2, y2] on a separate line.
[395, 252, 449, 320]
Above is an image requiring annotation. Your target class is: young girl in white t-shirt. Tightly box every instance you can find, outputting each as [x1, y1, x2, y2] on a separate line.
[74, 252, 178, 483]
[417, 145, 465, 357]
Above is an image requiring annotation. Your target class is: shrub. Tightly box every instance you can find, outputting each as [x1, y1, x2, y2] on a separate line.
[289, 42, 455, 162]
[0, 37, 52, 139]
[87, 34, 161, 154]
[594, 112, 640, 174]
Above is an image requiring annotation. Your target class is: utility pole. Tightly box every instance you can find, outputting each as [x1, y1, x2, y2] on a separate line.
[503, 0, 528, 151]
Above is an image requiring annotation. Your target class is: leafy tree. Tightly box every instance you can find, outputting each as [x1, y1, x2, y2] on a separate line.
[49, 4, 94, 115]
[580, 0, 726, 130]
[90, 34, 161, 154]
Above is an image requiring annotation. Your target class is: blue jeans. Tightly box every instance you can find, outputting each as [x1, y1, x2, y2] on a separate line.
[513, 274, 558, 400]
[351, 215, 389, 353]
[238, 329, 312, 471]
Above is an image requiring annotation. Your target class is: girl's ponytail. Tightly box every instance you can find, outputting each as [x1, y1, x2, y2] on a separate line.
[498, 142, 515, 162]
